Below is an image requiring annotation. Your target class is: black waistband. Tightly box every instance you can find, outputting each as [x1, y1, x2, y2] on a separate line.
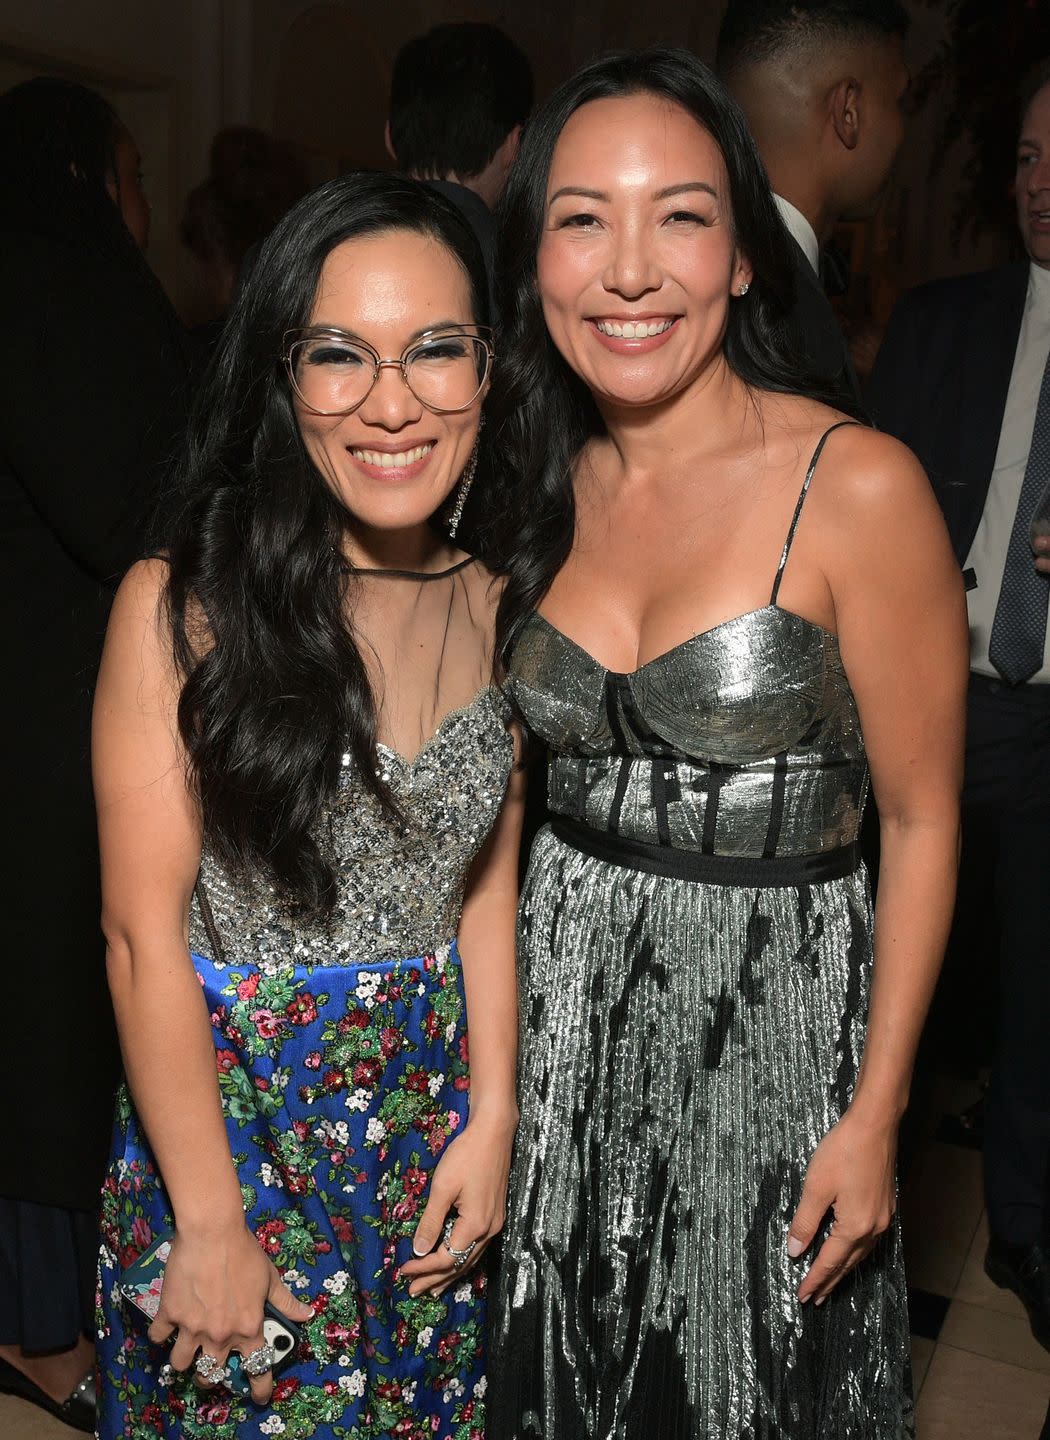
[969, 670, 1050, 700]
[548, 816, 861, 887]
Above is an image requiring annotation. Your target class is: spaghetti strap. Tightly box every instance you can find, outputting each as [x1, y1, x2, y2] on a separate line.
[769, 420, 862, 606]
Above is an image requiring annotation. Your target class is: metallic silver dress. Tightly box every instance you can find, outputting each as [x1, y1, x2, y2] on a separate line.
[489, 425, 914, 1439]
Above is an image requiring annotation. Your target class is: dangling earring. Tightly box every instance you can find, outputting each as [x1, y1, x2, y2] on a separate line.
[448, 416, 484, 541]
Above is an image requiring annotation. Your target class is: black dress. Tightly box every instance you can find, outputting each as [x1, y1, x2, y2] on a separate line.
[0, 224, 190, 1344]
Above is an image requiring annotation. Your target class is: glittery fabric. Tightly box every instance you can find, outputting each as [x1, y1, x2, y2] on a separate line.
[97, 685, 513, 1440]
[509, 609, 867, 856]
[489, 605, 913, 1438]
[188, 686, 513, 969]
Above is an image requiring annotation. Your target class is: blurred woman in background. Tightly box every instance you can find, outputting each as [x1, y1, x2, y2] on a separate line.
[0, 76, 191, 1432]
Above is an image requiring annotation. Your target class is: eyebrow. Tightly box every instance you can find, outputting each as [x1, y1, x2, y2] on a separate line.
[307, 319, 474, 344]
[408, 319, 471, 340]
[547, 180, 719, 206]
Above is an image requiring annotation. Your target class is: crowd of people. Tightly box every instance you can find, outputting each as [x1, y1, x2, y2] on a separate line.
[0, 2, 1047, 1437]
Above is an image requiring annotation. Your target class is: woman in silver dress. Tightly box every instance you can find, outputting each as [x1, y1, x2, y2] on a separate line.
[93, 175, 522, 1439]
[485, 50, 968, 1438]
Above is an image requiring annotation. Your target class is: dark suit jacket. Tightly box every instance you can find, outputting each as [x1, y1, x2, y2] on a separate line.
[784, 237, 861, 407]
[866, 263, 1029, 563]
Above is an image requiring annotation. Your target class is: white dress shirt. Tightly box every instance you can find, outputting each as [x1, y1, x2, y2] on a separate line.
[773, 194, 819, 275]
[966, 261, 1050, 683]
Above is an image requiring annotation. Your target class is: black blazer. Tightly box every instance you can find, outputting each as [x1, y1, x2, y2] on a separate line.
[866, 263, 1029, 563]
[784, 237, 860, 406]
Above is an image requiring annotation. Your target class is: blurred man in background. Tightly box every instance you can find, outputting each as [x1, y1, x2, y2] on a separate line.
[868, 59, 1050, 1357]
[717, 0, 910, 402]
[386, 21, 533, 309]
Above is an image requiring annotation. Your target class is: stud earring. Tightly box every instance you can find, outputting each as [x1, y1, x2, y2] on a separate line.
[737, 281, 750, 296]
[448, 416, 484, 541]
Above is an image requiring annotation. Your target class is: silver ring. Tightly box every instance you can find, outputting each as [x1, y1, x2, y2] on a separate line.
[194, 1352, 228, 1385]
[441, 1216, 477, 1269]
[241, 1343, 278, 1377]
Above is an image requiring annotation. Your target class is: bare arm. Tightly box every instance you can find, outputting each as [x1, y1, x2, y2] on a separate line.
[401, 728, 525, 1295]
[94, 561, 310, 1396]
[787, 429, 968, 1302]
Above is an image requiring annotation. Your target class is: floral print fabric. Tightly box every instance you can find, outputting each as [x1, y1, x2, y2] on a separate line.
[97, 940, 485, 1440]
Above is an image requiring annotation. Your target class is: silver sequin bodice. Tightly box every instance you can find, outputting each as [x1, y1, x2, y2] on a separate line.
[507, 607, 868, 857]
[188, 686, 513, 969]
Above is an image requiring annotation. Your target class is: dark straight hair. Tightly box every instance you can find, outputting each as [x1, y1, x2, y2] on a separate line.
[477, 46, 860, 663]
[165, 172, 490, 915]
[389, 22, 533, 179]
[716, 0, 909, 78]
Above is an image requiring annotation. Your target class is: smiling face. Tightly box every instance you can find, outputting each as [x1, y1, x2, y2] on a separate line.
[293, 229, 485, 541]
[1017, 80, 1050, 270]
[536, 93, 751, 413]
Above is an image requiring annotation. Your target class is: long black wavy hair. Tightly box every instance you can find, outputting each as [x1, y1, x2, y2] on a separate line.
[165, 172, 490, 915]
[478, 47, 862, 661]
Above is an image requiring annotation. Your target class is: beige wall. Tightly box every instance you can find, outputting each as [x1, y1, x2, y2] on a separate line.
[250, 0, 724, 176]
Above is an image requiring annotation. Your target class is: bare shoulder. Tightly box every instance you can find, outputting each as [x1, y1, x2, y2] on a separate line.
[96, 560, 180, 736]
[109, 557, 171, 645]
[809, 423, 938, 532]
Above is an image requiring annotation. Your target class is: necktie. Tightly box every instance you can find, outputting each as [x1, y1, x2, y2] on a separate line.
[988, 345, 1050, 685]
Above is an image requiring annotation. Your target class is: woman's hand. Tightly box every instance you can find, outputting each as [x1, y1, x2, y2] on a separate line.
[787, 1108, 898, 1306]
[399, 1106, 517, 1298]
[147, 1222, 314, 1405]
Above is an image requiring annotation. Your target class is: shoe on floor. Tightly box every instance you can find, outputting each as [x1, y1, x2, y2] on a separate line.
[985, 1235, 1050, 1352]
[0, 1355, 96, 1433]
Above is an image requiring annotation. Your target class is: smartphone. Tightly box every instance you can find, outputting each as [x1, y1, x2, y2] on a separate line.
[119, 1230, 300, 1395]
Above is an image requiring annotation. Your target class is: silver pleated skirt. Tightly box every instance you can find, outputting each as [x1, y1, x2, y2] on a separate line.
[488, 827, 914, 1440]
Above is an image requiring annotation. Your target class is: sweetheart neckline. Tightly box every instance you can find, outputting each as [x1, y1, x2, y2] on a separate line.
[374, 684, 505, 771]
[526, 605, 839, 679]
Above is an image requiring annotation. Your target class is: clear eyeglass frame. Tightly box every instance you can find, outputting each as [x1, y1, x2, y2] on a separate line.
[283, 325, 495, 416]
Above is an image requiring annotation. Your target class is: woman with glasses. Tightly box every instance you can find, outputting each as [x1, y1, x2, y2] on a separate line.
[93, 173, 521, 1440]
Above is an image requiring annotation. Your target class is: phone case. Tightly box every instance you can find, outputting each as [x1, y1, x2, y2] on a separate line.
[118, 1230, 300, 1395]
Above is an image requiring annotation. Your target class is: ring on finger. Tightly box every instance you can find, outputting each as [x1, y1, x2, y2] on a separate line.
[441, 1216, 477, 1270]
[194, 1352, 228, 1385]
[241, 1343, 278, 1377]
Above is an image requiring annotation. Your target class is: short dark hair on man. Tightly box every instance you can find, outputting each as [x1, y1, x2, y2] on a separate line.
[389, 23, 533, 179]
[716, 0, 909, 77]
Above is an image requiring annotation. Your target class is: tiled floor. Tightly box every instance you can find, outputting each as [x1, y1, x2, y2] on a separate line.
[0, 1392, 70, 1439]
[901, 1082, 1050, 1438]
[2, 1079, 1048, 1437]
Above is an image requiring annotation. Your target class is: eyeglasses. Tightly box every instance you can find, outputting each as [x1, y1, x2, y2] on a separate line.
[284, 325, 494, 416]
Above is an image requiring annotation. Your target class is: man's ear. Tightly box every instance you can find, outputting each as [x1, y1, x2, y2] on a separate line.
[384, 120, 397, 165]
[829, 76, 861, 152]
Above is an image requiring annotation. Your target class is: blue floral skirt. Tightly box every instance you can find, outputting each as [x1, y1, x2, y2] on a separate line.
[96, 939, 486, 1440]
